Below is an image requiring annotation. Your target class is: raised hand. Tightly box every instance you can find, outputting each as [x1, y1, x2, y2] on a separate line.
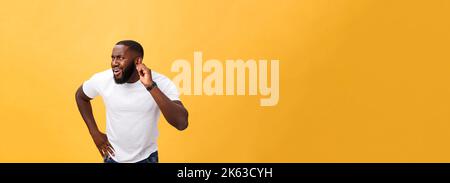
[136, 63, 153, 88]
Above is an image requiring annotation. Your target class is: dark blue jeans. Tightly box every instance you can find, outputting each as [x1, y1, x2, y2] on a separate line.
[104, 151, 159, 163]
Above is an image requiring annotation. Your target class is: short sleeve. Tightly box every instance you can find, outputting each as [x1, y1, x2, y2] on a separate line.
[162, 80, 180, 101]
[82, 74, 100, 99]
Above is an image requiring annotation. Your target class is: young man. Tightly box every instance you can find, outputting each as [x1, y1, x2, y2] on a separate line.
[75, 40, 188, 163]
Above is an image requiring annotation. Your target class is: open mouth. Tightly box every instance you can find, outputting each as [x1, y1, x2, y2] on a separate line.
[112, 67, 122, 77]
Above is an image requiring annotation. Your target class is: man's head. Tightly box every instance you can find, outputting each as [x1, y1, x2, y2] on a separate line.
[111, 40, 144, 84]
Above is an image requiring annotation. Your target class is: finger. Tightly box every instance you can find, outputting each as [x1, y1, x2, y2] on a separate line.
[106, 146, 115, 157]
[141, 68, 149, 76]
[136, 62, 142, 69]
[98, 148, 105, 158]
[106, 142, 115, 156]
[101, 146, 110, 158]
[106, 141, 115, 151]
[138, 69, 145, 78]
[136, 64, 142, 73]
[142, 63, 150, 71]
[136, 65, 145, 77]
[140, 65, 150, 75]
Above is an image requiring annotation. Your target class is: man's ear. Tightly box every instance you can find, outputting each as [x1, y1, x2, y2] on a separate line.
[135, 57, 143, 65]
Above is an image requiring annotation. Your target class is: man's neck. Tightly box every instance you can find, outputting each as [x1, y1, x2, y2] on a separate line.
[126, 71, 140, 83]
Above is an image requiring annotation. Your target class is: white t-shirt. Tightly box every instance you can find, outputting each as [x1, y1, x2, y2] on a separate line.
[82, 69, 180, 163]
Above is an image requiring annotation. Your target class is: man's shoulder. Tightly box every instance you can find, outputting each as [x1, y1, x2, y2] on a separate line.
[152, 71, 171, 83]
[152, 70, 178, 93]
[90, 69, 113, 80]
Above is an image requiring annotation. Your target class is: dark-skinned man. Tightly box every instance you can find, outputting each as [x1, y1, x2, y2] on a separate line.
[75, 40, 188, 163]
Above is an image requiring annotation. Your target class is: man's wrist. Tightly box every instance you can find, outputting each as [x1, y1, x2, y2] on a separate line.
[146, 81, 157, 91]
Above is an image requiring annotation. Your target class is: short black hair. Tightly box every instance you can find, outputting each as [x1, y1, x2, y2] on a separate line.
[116, 40, 144, 58]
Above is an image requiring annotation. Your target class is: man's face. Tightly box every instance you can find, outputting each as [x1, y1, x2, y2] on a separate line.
[111, 45, 137, 84]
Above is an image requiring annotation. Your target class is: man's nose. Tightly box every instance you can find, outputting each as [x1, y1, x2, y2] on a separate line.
[112, 58, 119, 66]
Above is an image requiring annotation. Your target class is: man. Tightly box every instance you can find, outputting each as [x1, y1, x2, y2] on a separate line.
[75, 40, 188, 163]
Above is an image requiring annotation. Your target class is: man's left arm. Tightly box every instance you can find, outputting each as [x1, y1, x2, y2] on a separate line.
[149, 86, 188, 131]
[137, 63, 188, 131]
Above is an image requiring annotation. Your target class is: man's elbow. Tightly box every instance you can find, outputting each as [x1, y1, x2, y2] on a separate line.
[174, 111, 189, 131]
[175, 118, 188, 131]
[175, 109, 189, 131]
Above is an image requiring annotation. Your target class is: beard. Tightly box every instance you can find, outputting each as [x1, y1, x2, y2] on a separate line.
[113, 62, 136, 84]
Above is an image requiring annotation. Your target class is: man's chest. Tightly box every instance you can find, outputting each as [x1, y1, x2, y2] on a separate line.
[102, 86, 157, 113]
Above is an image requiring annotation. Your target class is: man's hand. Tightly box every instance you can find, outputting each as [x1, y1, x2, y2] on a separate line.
[136, 63, 153, 88]
[90, 131, 115, 158]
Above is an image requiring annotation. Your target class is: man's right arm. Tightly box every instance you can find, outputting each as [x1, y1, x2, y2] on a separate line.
[75, 85, 114, 158]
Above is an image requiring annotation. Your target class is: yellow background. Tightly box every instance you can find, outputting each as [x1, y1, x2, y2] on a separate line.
[1, 0, 450, 162]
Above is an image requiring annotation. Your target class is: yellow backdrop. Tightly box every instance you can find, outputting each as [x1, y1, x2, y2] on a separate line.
[1, 0, 450, 162]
